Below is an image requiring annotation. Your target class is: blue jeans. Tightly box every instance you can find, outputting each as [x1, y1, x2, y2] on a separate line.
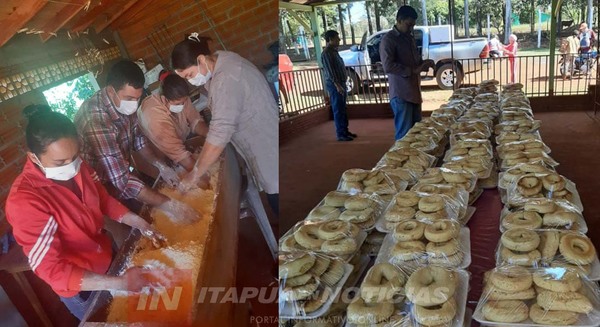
[60, 291, 93, 320]
[390, 97, 422, 140]
[60, 241, 117, 320]
[325, 81, 349, 138]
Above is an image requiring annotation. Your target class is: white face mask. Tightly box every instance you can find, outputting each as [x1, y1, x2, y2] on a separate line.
[34, 155, 82, 181]
[188, 60, 212, 86]
[114, 88, 138, 115]
[169, 104, 184, 113]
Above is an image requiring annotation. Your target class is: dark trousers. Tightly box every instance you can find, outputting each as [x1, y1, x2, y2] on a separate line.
[266, 193, 279, 216]
[325, 81, 349, 138]
[390, 97, 422, 140]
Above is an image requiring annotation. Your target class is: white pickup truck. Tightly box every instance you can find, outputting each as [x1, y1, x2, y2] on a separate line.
[339, 25, 488, 91]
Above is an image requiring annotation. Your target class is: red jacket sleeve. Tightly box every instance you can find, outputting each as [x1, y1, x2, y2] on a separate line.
[88, 166, 130, 222]
[5, 191, 85, 296]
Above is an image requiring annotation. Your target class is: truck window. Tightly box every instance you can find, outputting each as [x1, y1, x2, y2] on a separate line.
[414, 30, 423, 56]
[367, 33, 384, 63]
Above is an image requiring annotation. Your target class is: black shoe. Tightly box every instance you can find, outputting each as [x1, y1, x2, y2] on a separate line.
[337, 136, 353, 142]
[346, 131, 357, 138]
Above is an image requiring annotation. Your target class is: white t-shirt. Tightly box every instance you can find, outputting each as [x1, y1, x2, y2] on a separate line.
[489, 38, 500, 51]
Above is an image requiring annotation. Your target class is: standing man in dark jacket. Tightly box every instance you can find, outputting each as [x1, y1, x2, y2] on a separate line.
[380, 6, 434, 140]
[321, 30, 357, 141]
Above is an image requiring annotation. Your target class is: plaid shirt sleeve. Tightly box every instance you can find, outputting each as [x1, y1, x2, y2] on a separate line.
[83, 113, 145, 199]
[132, 116, 148, 152]
[321, 49, 346, 85]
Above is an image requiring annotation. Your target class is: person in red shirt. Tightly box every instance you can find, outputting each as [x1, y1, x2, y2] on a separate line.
[503, 34, 519, 83]
[5, 110, 168, 320]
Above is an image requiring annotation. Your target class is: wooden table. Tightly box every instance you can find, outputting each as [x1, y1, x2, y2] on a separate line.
[81, 144, 245, 326]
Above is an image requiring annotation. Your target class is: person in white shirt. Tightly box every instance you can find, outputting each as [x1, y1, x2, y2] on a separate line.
[579, 22, 596, 53]
[489, 35, 502, 58]
[563, 30, 581, 78]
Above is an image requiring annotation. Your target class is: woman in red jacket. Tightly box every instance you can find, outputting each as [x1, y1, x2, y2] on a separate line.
[5, 109, 167, 320]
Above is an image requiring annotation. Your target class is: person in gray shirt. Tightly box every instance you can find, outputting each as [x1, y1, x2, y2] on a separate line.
[321, 30, 357, 141]
[380, 6, 434, 140]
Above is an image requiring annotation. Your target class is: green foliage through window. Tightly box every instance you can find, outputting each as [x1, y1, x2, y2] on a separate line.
[43, 73, 98, 121]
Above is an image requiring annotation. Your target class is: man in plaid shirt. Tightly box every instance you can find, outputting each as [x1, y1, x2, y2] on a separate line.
[75, 61, 198, 223]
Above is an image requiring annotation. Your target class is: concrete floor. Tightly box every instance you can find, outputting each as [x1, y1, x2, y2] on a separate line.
[280, 118, 398, 235]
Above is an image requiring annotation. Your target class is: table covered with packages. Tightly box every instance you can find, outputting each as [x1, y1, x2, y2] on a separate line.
[278, 80, 598, 327]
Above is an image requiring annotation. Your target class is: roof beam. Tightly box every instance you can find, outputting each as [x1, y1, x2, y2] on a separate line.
[70, 0, 114, 33]
[279, 1, 312, 11]
[0, 0, 48, 47]
[94, 0, 141, 33]
[39, 0, 87, 42]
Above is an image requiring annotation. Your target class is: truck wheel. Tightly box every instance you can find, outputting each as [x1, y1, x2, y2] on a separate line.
[346, 69, 360, 94]
[436, 63, 463, 90]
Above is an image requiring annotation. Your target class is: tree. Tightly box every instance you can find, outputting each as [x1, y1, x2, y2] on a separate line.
[587, 0, 593, 27]
[337, 4, 347, 45]
[473, 0, 504, 37]
[74, 74, 94, 100]
[375, 1, 382, 31]
[45, 74, 96, 121]
[320, 8, 327, 31]
[464, 0, 470, 37]
[505, 0, 512, 43]
[50, 96, 78, 120]
[365, 2, 373, 34]
[347, 3, 356, 44]
[279, 15, 287, 54]
[420, 0, 429, 26]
